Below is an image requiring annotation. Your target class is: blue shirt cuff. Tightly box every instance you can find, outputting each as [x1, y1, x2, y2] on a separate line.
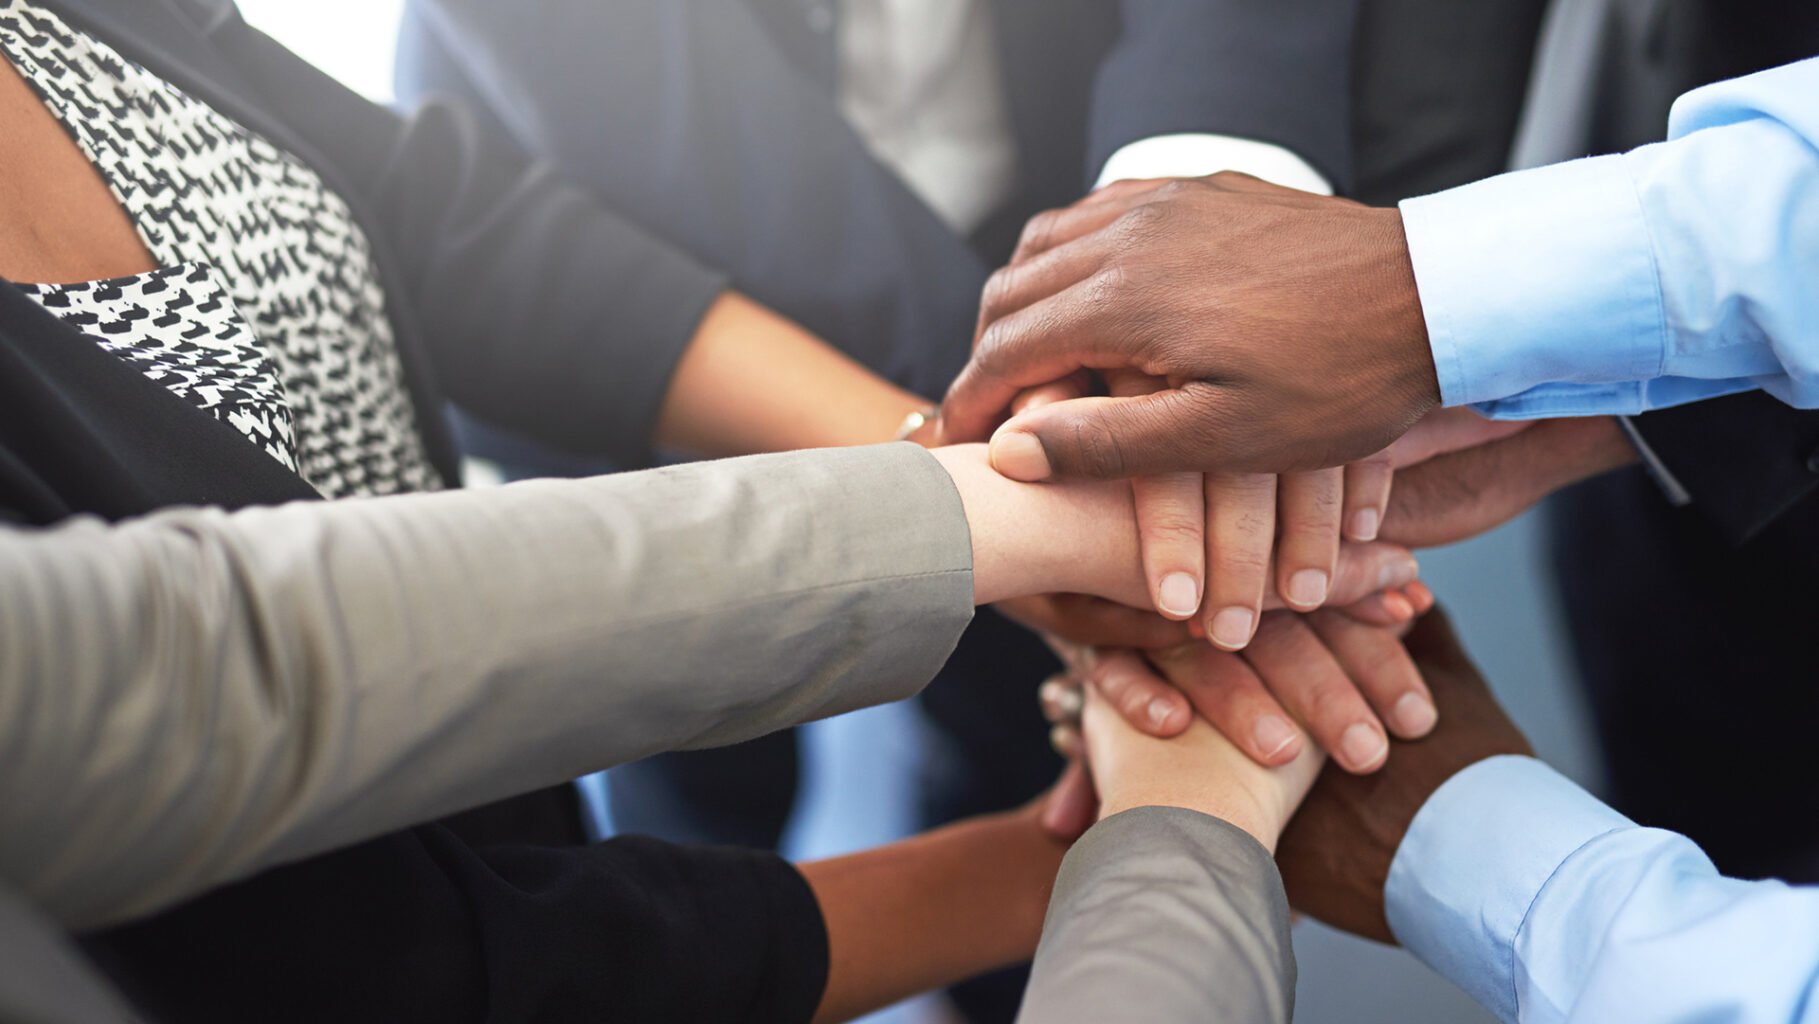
[1401, 155, 1668, 409]
[1385, 756, 1632, 1023]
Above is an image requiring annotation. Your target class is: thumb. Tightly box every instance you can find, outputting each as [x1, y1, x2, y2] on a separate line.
[988, 392, 1209, 481]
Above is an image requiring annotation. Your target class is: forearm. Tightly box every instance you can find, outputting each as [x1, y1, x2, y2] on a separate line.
[0, 446, 974, 930]
[0, 442, 1150, 930]
[655, 291, 929, 455]
[804, 807, 1067, 1024]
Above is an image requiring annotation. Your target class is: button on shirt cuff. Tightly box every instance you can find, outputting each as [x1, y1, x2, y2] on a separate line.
[1385, 756, 1632, 1023]
[1400, 155, 1667, 415]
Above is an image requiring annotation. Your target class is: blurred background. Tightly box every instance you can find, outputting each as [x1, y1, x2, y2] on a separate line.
[240, 4, 1600, 1022]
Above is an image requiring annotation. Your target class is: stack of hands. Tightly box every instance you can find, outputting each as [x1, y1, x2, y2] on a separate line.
[926, 172, 1645, 937]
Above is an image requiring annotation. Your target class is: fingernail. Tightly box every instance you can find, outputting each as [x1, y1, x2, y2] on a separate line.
[1350, 508, 1381, 542]
[1149, 698, 1178, 730]
[1340, 723, 1389, 771]
[1406, 580, 1436, 611]
[1382, 592, 1415, 621]
[1378, 555, 1420, 591]
[990, 430, 1052, 481]
[1253, 715, 1300, 760]
[1158, 572, 1200, 618]
[1390, 692, 1439, 737]
[1210, 607, 1256, 650]
[1287, 569, 1330, 609]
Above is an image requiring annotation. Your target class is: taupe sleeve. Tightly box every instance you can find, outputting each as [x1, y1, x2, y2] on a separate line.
[1017, 807, 1296, 1024]
[0, 443, 974, 930]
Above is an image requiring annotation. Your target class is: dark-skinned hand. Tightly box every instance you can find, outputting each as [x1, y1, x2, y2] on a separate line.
[1380, 414, 1638, 548]
[941, 173, 1441, 478]
[1274, 607, 1534, 943]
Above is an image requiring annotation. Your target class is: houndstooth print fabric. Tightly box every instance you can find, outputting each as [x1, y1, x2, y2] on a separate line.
[0, 0, 443, 498]
[18, 264, 301, 473]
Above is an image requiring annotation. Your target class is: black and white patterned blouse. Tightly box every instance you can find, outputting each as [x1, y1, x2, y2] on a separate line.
[0, 0, 442, 499]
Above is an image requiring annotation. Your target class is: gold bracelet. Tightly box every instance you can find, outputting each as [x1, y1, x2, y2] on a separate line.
[894, 405, 939, 442]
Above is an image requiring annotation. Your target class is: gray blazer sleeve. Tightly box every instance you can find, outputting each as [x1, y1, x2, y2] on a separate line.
[1018, 807, 1296, 1024]
[0, 443, 974, 930]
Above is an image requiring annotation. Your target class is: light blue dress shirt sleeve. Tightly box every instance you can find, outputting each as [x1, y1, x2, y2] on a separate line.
[1399, 57, 1819, 418]
[1386, 755, 1819, 1023]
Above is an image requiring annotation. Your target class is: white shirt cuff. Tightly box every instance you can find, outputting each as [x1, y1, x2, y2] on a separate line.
[1096, 134, 1334, 195]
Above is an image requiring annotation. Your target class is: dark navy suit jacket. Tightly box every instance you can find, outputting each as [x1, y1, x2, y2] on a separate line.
[396, 0, 1361, 402]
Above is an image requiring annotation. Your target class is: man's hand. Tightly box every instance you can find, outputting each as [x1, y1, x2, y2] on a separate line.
[1381, 414, 1638, 548]
[941, 173, 1441, 478]
[1273, 609, 1534, 943]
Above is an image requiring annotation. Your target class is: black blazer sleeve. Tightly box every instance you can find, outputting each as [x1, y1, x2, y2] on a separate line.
[1087, 0, 1362, 192]
[194, 6, 731, 465]
[1629, 392, 1819, 546]
[86, 828, 829, 1024]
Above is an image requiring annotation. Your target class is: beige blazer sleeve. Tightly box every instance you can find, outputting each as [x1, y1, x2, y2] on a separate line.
[1017, 807, 1297, 1024]
[0, 443, 975, 930]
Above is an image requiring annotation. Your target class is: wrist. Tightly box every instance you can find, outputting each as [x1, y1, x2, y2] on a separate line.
[893, 404, 943, 448]
[931, 445, 1143, 607]
[1098, 790, 1281, 853]
[1376, 209, 1443, 414]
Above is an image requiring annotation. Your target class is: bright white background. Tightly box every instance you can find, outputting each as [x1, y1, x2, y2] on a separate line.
[238, 0, 404, 103]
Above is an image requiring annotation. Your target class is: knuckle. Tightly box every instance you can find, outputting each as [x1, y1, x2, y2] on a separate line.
[1113, 202, 1165, 239]
[973, 320, 1018, 367]
[979, 265, 1019, 316]
[1017, 210, 1060, 254]
[1142, 517, 1204, 549]
[1073, 422, 1129, 479]
[1295, 673, 1367, 722]
[1084, 264, 1132, 305]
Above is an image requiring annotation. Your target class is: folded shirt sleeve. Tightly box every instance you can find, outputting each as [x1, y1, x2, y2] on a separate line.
[1387, 755, 1819, 1024]
[1018, 806, 1295, 1024]
[1401, 57, 1819, 419]
[0, 443, 974, 930]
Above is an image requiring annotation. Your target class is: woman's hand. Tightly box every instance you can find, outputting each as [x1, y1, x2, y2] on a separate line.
[995, 539, 1423, 652]
[969, 370, 1417, 652]
[1076, 671, 1326, 852]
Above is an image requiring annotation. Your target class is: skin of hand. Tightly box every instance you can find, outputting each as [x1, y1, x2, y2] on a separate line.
[1273, 608, 1535, 944]
[1380, 414, 1638, 549]
[939, 172, 1440, 480]
[1079, 677, 1326, 853]
[931, 443, 1150, 608]
[1043, 591, 1437, 776]
[805, 765, 1096, 1024]
[654, 291, 937, 458]
[1013, 366, 1378, 649]
[995, 541, 1423, 655]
